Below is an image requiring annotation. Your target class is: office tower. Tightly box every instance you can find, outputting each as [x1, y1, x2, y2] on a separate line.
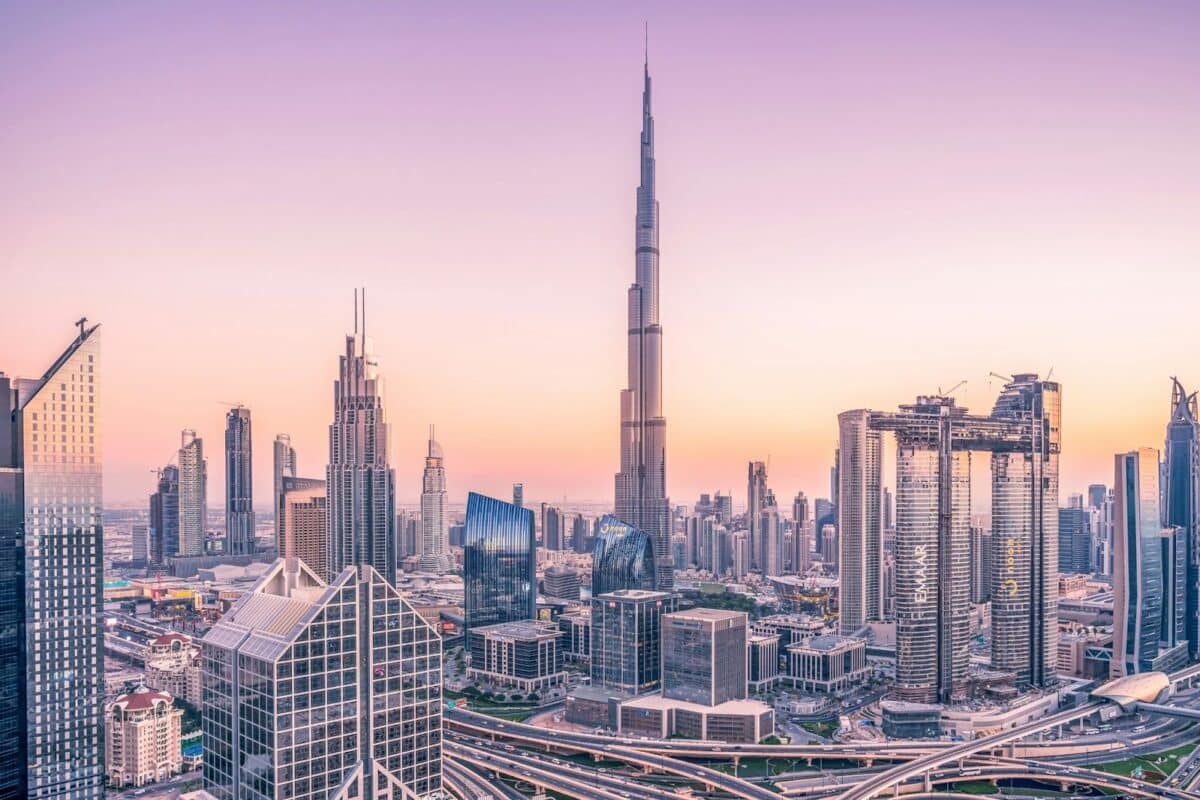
[837, 409, 884, 633]
[747, 460, 769, 571]
[149, 465, 179, 566]
[463, 492, 535, 634]
[540, 503, 562, 550]
[132, 523, 149, 564]
[512, 482, 524, 508]
[572, 513, 592, 554]
[731, 532, 750, 579]
[814, 498, 835, 553]
[224, 406, 254, 555]
[543, 564, 581, 601]
[272, 433, 297, 548]
[178, 429, 207, 557]
[969, 526, 992, 604]
[202, 558, 442, 799]
[661, 609, 747, 705]
[592, 514, 657, 595]
[1113, 448, 1165, 676]
[820, 525, 838, 565]
[419, 428, 452, 573]
[590, 589, 675, 694]
[989, 374, 1060, 690]
[0, 321, 105, 799]
[1087, 483, 1107, 510]
[1163, 378, 1200, 659]
[614, 56, 672, 592]
[760, 503, 782, 576]
[281, 477, 328, 578]
[1162, 526, 1187, 652]
[792, 492, 810, 573]
[327, 293, 397, 580]
[1058, 507, 1092, 574]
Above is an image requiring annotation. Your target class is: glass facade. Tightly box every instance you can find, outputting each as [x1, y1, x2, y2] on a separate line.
[590, 590, 674, 694]
[1163, 378, 1200, 659]
[837, 410, 883, 632]
[225, 406, 255, 555]
[1113, 449, 1163, 675]
[202, 559, 442, 800]
[0, 323, 105, 799]
[149, 464, 179, 565]
[591, 515, 656, 596]
[463, 492, 535, 634]
[661, 609, 747, 706]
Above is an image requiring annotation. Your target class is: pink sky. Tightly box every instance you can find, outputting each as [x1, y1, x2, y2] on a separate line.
[4, 2, 1200, 508]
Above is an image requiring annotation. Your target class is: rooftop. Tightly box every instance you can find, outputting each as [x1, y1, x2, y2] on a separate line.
[666, 607, 746, 623]
[471, 620, 561, 642]
[112, 685, 174, 712]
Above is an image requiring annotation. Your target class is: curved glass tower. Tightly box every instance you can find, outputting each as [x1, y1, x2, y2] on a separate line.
[463, 492, 535, 634]
[1163, 377, 1200, 659]
[592, 514, 656, 596]
[615, 57, 672, 591]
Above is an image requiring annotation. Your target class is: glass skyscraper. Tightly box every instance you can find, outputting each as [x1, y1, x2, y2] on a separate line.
[661, 608, 748, 706]
[0, 321, 105, 799]
[837, 409, 883, 633]
[225, 405, 255, 555]
[463, 492, 535, 634]
[590, 589, 675, 694]
[591, 514, 656, 596]
[202, 558, 442, 799]
[272, 433, 297, 550]
[150, 463, 180, 566]
[1113, 448, 1164, 675]
[1163, 377, 1200, 660]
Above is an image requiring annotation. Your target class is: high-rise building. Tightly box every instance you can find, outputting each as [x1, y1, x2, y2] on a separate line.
[327, 292, 396, 580]
[1087, 483, 1107, 510]
[572, 513, 592, 554]
[590, 589, 675, 694]
[281, 477, 328, 578]
[543, 564, 581, 601]
[615, 57, 672, 592]
[837, 409, 884, 633]
[178, 429, 207, 557]
[463, 492, 535, 634]
[224, 406, 254, 555]
[1162, 526, 1188, 653]
[0, 321, 105, 799]
[419, 428, 452, 573]
[1163, 378, 1200, 659]
[760, 502, 782, 577]
[512, 482, 524, 508]
[1058, 507, 1092, 574]
[1113, 448, 1166, 676]
[132, 523, 149, 565]
[661, 609, 747, 706]
[814, 498, 835, 554]
[969, 526, 992, 604]
[792, 492, 810, 573]
[747, 461, 769, 571]
[541, 503, 562, 550]
[149, 465, 179, 565]
[202, 558, 442, 799]
[272, 433, 297, 549]
[592, 514, 656, 595]
[105, 687, 183, 789]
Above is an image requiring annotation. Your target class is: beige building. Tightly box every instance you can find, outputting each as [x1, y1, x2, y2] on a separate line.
[145, 632, 203, 706]
[106, 687, 183, 789]
[283, 482, 328, 578]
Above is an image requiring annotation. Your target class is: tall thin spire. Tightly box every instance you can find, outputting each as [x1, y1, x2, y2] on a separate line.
[354, 288, 359, 335]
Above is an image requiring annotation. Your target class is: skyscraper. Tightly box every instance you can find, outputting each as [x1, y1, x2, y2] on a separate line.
[463, 492, 535, 634]
[224, 405, 254, 555]
[272, 433, 297, 548]
[419, 427, 452, 573]
[281, 476, 328, 578]
[512, 482, 524, 508]
[540, 503, 562, 551]
[592, 514, 657, 596]
[1058, 507, 1092, 574]
[837, 409, 884, 633]
[792, 491, 810, 573]
[747, 460, 768, 571]
[202, 558, 442, 799]
[969, 526, 992, 604]
[1163, 377, 1200, 660]
[615, 56, 672, 592]
[0, 320, 105, 799]
[661, 609, 748, 706]
[590, 589, 675, 694]
[178, 429, 207, 557]
[327, 292, 397, 581]
[1087, 483, 1107, 510]
[760, 501, 782, 576]
[149, 464, 180, 566]
[1113, 448, 1165, 676]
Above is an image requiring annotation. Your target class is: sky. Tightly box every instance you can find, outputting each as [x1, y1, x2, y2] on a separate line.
[4, 2, 1200, 509]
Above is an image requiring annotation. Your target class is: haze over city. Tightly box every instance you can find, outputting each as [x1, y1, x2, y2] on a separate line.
[5, 1, 1200, 507]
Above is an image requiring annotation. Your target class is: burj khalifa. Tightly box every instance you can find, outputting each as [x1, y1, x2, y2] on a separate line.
[615, 56, 673, 591]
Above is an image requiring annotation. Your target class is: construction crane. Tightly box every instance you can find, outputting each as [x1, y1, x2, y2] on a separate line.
[936, 380, 967, 397]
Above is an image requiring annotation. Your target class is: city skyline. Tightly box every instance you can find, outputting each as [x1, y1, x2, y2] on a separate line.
[6, 4, 1200, 508]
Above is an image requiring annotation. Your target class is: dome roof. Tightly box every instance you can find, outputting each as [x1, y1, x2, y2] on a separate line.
[112, 685, 173, 712]
[1092, 671, 1170, 711]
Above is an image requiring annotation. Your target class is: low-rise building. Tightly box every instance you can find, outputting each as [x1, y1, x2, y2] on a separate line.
[747, 634, 780, 692]
[784, 634, 869, 694]
[105, 687, 183, 789]
[557, 610, 591, 661]
[618, 695, 774, 743]
[468, 620, 565, 692]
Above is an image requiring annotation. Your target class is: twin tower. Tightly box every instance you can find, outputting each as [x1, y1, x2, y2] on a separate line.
[838, 374, 1061, 705]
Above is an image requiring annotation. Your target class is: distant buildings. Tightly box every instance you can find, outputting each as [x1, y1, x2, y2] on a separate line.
[178, 429, 207, 557]
[512, 482, 524, 508]
[272, 433, 297, 548]
[201, 558, 442, 799]
[0, 321, 105, 798]
[747, 460, 769, 572]
[1058, 507, 1092, 574]
[149, 464, 180, 565]
[280, 476, 327, 578]
[614, 59, 672, 592]
[419, 428, 452, 573]
[543, 564, 581, 601]
[105, 687, 183, 789]
[327, 293, 396, 580]
[224, 405, 254, 555]
[540, 502, 562, 550]
[592, 515, 657, 595]
[463, 492, 535, 634]
[792, 491, 810, 573]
